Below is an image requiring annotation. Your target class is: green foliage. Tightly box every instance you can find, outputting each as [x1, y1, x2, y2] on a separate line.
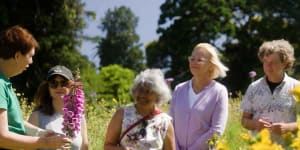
[151, 0, 300, 94]
[20, 89, 250, 149]
[98, 64, 135, 104]
[80, 64, 101, 103]
[224, 92, 248, 149]
[223, 0, 300, 92]
[97, 6, 145, 73]
[0, 0, 95, 99]
[148, 0, 242, 88]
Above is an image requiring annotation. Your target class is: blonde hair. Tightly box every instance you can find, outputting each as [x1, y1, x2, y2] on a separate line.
[193, 43, 229, 79]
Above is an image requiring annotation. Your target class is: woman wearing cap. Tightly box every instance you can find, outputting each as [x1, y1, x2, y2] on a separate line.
[28, 65, 88, 150]
[0, 26, 71, 149]
[170, 43, 229, 150]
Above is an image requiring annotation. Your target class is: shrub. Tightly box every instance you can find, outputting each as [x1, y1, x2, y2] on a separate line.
[98, 64, 135, 105]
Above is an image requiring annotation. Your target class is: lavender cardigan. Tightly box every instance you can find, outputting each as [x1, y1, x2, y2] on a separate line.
[170, 80, 228, 150]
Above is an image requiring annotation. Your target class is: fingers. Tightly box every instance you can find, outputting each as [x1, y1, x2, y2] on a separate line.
[43, 133, 72, 149]
[270, 123, 285, 135]
[256, 119, 272, 131]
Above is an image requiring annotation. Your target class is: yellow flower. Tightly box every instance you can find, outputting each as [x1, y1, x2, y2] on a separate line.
[290, 138, 300, 149]
[216, 142, 227, 150]
[251, 143, 283, 150]
[290, 85, 300, 103]
[281, 132, 292, 140]
[112, 98, 118, 104]
[258, 129, 271, 145]
[240, 133, 251, 141]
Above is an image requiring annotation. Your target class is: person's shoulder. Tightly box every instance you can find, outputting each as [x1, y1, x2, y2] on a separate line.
[30, 110, 44, 118]
[158, 112, 172, 121]
[112, 106, 125, 120]
[28, 110, 41, 126]
[285, 75, 299, 83]
[122, 103, 134, 111]
[247, 77, 265, 88]
[116, 104, 135, 115]
[0, 78, 9, 88]
[213, 81, 227, 89]
[174, 80, 189, 90]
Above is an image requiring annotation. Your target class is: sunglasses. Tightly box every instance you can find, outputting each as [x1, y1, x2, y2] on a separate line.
[48, 79, 70, 88]
[139, 120, 148, 138]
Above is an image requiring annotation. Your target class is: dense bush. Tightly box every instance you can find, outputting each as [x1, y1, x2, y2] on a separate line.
[97, 64, 135, 105]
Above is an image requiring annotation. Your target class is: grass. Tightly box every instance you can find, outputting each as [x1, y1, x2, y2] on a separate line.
[224, 96, 248, 149]
[21, 96, 248, 149]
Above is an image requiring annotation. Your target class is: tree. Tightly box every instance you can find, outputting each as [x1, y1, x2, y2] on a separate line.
[97, 6, 145, 73]
[0, 0, 95, 98]
[149, 0, 300, 93]
[98, 64, 135, 105]
[148, 0, 241, 88]
[222, 0, 300, 92]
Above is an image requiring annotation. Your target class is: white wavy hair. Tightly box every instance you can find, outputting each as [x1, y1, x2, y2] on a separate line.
[130, 68, 171, 105]
[193, 43, 229, 79]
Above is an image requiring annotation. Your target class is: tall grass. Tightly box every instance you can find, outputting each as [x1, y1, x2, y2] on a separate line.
[224, 93, 248, 149]
[21, 95, 247, 149]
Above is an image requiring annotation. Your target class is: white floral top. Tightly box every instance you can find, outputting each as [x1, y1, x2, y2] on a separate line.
[120, 104, 172, 150]
[240, 74, 299, 143]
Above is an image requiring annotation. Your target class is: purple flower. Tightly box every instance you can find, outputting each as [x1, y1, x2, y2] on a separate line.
[248, 71, 256, 78]
[62, 82, 85, 138]
[165, 77, 174, 86]
[165, 77, 174, 83]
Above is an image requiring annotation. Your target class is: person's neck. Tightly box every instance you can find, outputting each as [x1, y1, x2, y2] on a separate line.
[267, 73, 284, 83]
[135, 104, 157, 117]
[0, 59, 16, 78]
[191, 77, 212, 93]
[52, 98, 63, 114]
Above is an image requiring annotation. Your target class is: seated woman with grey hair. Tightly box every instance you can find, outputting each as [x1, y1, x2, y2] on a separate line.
[104, 69, 175, 150]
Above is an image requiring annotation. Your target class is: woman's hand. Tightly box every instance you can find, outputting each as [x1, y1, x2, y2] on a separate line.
[270, 122, 297, 135]
[40, 133, 72, 150]
[255, 117, 272, 131]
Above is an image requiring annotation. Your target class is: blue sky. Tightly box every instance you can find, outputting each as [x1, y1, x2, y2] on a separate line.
[80, 0, 164, 66]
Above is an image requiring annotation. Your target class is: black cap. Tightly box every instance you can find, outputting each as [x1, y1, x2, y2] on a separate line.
[47, 65, 74, 80]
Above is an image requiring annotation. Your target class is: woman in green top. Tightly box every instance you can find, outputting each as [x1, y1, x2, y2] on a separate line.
[0, 25, 71, 149]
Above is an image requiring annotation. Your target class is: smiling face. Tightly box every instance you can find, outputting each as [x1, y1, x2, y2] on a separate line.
[132, 85, 157, 106]
[48, 75, 71, 100]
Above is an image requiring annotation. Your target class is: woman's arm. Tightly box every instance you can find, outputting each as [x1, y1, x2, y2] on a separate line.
[27, 111, 39, 126]
[26, 111, 53, 137]
[0, 109, 71, 149]
[163, 122, 175, 150]
[81, 116, 89, 150]
[104, 108, 131, 150]
[241, 111, 272, 132]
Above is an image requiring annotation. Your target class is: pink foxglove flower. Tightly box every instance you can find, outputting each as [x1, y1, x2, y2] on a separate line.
[62, 82, 85, 138]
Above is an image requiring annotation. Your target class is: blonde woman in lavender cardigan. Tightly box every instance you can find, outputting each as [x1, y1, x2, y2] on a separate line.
[170, 43, 229, 150]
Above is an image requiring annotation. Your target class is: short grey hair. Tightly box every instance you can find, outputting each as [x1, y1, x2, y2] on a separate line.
[258, 39, 295, 70]
[130, 68, 171, 105]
